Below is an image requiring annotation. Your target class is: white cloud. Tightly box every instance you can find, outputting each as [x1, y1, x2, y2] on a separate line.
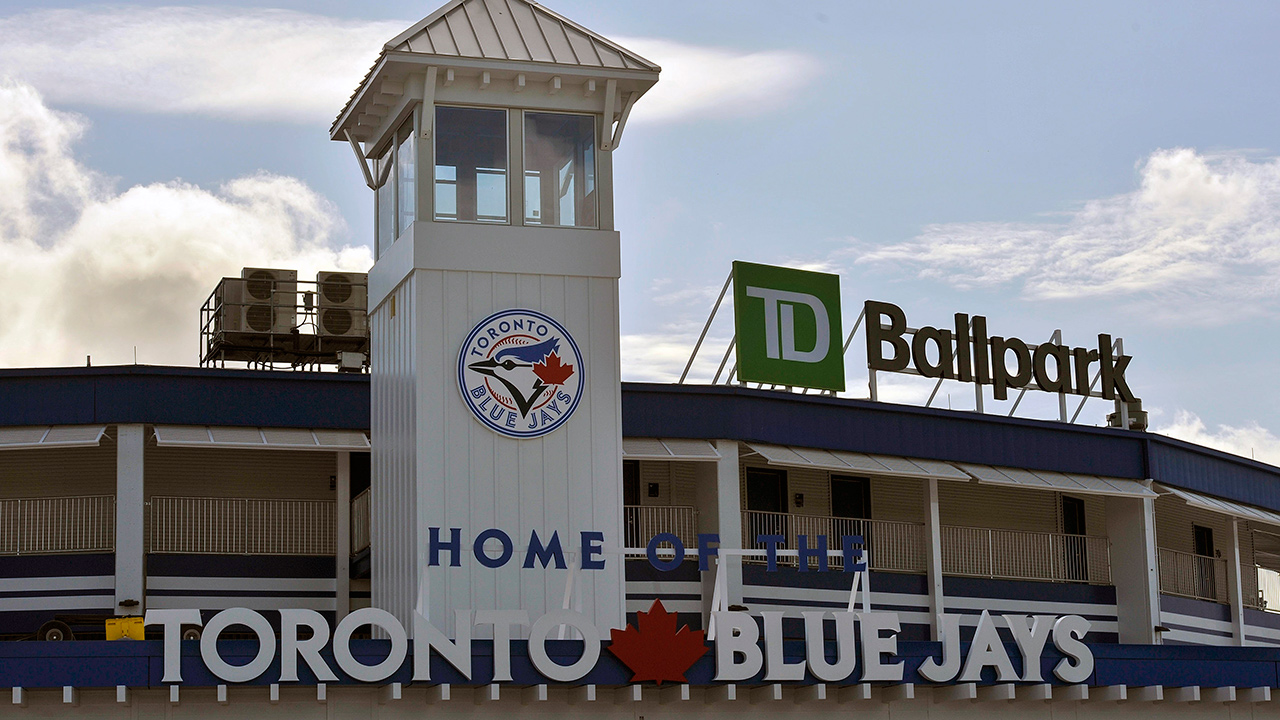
[0, 80, 371, 367]
[0, 7, 820, 125]
[859, 148, 1280, 320]
[0, 7, 402, 123]
[1155, 410, 1280, 468]
[614, 37, 821, 124]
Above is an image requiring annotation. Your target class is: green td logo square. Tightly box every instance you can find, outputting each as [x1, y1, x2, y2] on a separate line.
[732, 261, 845, 392]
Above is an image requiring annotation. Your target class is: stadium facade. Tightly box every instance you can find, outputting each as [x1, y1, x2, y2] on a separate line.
[3, 0, 1280, 717]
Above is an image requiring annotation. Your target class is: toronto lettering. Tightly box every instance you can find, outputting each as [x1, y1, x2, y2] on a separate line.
[864, 300, 1135, 402]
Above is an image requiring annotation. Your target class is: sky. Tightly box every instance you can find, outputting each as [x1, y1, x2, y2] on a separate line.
[0, 1, 1279, 464]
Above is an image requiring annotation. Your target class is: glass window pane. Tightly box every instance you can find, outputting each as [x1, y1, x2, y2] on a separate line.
[376, 148, 394, 256]
[435, 165, 457, 220]
[397, 127, 416, 234]
[523, 112, 596, 228]
[434, 107, 507, 223]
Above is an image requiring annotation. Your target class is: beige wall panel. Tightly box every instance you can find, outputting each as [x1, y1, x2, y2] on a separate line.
[871, 477, 925, 523]
[0, 442, 115, 498]
[145, 447, 335, 500]
[939, 483, 1057, 532]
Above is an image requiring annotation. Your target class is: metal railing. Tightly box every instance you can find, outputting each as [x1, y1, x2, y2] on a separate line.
[1158, 547, 1228, 603]
[941, 526, 1111, 585]
[352, 489, 371, 554]
[149, 496, 336, 555]
[0, 496, 115, 555]
[741, 511, 927, 573]
[625, 505, 699, 552]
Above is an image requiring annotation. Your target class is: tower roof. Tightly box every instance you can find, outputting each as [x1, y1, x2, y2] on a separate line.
[331, 0, 660, 142]
[386, 0, 660, 72]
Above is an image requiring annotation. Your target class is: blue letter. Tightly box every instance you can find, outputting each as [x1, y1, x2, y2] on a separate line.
[523, 530, 567, 569]
[646, 533, 684, 572]
[842, 535, 866, 572]
[757, 534, 785, 572]
[580, 531, 606, 570]
[697, 533, 720, 571]
[473, 528, 513, 568]
[429, 527, 462, 567]
[797, 534, 828, 573]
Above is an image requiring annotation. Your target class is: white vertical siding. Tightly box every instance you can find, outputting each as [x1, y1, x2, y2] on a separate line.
[380, 268, 622, 636]
[370, 275, 418, 628]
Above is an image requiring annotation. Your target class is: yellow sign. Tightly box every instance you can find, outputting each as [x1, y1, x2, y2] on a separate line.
[106, 616, 145, 641]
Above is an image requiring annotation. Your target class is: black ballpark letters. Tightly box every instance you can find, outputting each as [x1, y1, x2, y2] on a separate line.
[864, 300, 1135, 402]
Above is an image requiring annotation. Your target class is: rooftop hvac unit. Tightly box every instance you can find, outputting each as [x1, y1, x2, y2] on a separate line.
[214, 268, 298, 334]
[316, 271, 368, 338]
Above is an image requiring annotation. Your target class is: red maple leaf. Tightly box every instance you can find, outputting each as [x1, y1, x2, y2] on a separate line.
[607, 599, 707, 685]
[532, 351, 574, 385]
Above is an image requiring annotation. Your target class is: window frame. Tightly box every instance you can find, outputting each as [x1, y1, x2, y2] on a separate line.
[520, 109, 599, 229]
[432, 104, 511, 226]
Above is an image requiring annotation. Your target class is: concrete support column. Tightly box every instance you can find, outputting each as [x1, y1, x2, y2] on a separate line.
[114, 424, 145, 615]
[700, 440, 743, 627]
[335, 451, 352, 622]
[1227, 517, 1247, 646]
[923, 478, 944, 640]
[1106, 494, 1161, 644]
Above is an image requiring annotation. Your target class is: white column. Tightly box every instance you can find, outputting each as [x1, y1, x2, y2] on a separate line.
[923, 478, 944, 640]
[114, 424, 145, 614]
[1227, 517, 1247, 646]
[714, 440, 743, 610]
[1106, 494, 1161, 644]
[335, 451, 352, 622]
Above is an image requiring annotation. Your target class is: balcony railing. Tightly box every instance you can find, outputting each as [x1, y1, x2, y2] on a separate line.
[625, 505, 699, 553]
[149, 496, 336, 555]
[741, 511, 927, 573]
[352, 489, 371, 554]
[1158, 547, 1228, 604]
[941, 526, 1111, 585]
[0, 495, 115, 555]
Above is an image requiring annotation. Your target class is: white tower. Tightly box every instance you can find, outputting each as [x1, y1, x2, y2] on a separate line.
[331, 0, 659, 636]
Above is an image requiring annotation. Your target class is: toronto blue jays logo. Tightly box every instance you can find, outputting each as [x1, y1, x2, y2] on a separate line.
[457, 309, 584, 438]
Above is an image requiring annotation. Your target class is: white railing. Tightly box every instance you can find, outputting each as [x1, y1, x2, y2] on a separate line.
[741, 511, 927, 573]
[0, 495, 115, 555]
[352, 489, 371, 554]
[1158, 547, 1228, 603]
[624, 505, 699, 552]
[941, 526, 1111, 585]
[149, 496, 336, 555]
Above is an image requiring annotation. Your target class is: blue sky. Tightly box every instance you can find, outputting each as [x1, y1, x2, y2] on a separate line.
[0, 1, 1278, 461]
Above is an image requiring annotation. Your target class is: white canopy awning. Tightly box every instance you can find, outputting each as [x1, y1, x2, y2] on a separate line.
[959, 463, 1155, 498]
[154, 426, 370, 452]
[1157, 484, 1280, 528]
[0, 426, 106, 450]
[622, 438, 720, 461]
[745, 442, 970, 481]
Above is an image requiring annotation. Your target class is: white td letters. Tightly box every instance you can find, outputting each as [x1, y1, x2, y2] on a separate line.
[744, 286, 831, 363]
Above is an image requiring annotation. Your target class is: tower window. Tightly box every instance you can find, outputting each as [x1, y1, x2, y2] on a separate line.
[524, 112, 596, 228]
[434, 106, 508, 223]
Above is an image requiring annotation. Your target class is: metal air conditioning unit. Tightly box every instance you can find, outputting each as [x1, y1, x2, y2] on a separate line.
[215, 268, 298, 334]
[316, 271, 368, 338]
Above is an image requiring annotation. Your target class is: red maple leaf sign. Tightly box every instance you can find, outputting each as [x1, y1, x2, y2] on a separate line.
[607, 599, 707, 685]
[532, 351, 574, 385]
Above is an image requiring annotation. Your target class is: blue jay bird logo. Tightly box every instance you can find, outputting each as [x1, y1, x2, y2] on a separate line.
[458, 309, 584, 439]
